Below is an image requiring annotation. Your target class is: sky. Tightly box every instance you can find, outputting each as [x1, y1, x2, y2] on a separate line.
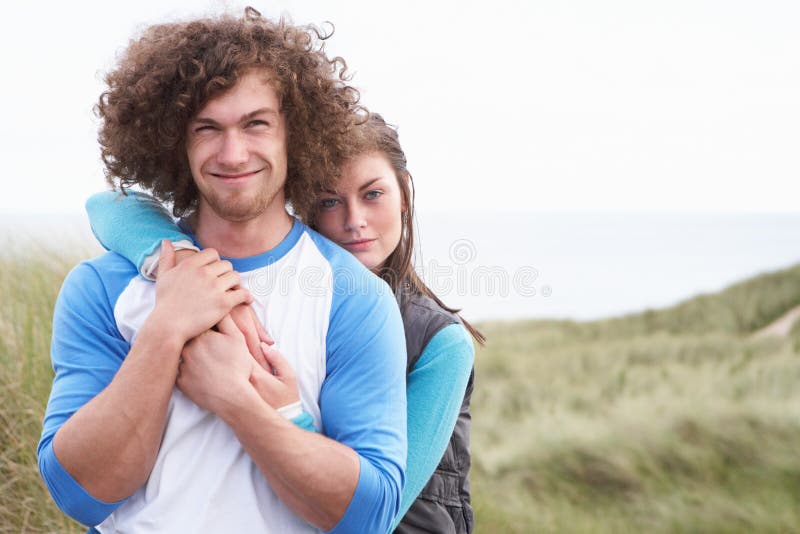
[1, 0, 799, 215]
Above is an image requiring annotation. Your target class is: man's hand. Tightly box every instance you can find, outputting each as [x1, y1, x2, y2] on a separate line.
[177, 315, 259, 417]
[250, 343, 300, 409]
[151, 247, 195, 278]
[159, 243, 274, 367]
[154, 240, 252, 342]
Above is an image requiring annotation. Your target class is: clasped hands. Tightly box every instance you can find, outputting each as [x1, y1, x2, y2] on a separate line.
[154, 240, 299, 417]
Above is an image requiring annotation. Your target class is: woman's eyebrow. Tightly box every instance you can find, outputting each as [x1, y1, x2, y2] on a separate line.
[358, 178, 382, 191]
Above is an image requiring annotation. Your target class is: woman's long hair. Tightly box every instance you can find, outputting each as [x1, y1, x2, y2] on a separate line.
[334, 114, 486, 346]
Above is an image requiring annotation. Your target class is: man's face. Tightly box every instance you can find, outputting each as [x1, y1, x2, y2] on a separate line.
[186, 71, 288, 222]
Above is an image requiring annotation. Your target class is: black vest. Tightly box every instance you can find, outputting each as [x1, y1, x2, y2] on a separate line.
[394, 292, 474, 534]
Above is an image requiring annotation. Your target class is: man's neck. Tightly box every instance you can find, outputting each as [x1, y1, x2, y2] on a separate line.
[190, 203, 294, 259]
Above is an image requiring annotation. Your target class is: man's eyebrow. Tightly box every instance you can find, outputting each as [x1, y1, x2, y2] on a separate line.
[242, 107, 279, 121]
[192, 107, 280, 124]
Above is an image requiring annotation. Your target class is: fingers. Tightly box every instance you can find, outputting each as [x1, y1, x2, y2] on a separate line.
[241, 307, 269, 368]
[180, 247, 221, 269]
[173, 249, 198, 266]
[216, 271, 243, 292]
[216, 314, 239, 336]
[161, 245, 226, 279]
[261, 343, 295, 380]
[248, 306, 274, 345]
[160, 239, 176, 271]
[226, 288, 253, 309]
[250, 362, 279, 386]
[239, 309, 268, 369]
[255, 319, 273, 345]
[205, 259, 234, 278]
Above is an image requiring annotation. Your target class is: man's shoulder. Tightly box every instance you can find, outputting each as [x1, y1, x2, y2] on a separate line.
[299, 225, 389, 295]
[69, 251, 139, 282]
[300, 225, 364, 271]
[295, 227, 401, 341]
[60, 251, 140, 305]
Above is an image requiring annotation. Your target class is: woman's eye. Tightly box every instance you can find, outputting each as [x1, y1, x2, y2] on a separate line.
[365, 190, 383, 200]
[319, 198, 339, 209]
[194, 125, 216, 133]
[248, 120, 269, 128]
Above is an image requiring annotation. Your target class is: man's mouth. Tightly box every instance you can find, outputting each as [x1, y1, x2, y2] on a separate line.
[211, 168, 264, 182]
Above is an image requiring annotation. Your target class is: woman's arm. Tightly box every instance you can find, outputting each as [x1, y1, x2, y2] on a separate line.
[85, 191, 197, 279]
[393, 323, 475, 528]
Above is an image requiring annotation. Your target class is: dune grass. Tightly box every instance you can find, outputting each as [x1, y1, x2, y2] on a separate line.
[0, 249, 85, 533]
[471, 265, 800, 532]
[2, 247, 799, 532]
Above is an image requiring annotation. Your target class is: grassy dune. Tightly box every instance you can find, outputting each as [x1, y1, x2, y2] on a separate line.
[0, 249, 85, 533]
[472, 267, 800, 532]
[2, 248, 799, 532]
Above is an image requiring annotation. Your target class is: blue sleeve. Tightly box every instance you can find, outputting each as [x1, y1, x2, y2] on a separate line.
[391, 324, 474, 529]
[321, 274, 407, 534]
[85, 190, 190, 273]
[37, 260, 132, 526]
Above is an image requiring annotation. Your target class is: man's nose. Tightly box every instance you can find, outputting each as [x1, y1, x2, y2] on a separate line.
[216, 131, 248, 167]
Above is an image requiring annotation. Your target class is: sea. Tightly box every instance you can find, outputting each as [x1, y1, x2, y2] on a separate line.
[3, 212, 799, 323]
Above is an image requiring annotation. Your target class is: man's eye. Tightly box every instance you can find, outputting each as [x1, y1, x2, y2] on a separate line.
[193, 125, 216, 133]
[248, 120, 269, 128]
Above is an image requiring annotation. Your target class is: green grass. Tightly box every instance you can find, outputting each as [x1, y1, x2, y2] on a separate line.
[2, 246, 800, 532]
[0, 249, 85, 533]
[471, 265, 800, 532]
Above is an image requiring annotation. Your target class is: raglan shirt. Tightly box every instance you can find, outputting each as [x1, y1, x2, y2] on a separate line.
[38, 219, 407, 533]
[81, 190, 474, 529]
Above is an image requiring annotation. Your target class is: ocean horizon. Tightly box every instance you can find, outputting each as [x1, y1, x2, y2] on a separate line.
[3, 211, 799, 323]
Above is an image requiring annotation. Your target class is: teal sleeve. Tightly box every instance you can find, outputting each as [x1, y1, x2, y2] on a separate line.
[290, 411, 317, 432]
[392, 323, 474, 529]
[85, 191, 191, 274]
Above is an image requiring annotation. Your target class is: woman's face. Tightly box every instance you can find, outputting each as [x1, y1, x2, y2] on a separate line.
[315, 152, 405, 272]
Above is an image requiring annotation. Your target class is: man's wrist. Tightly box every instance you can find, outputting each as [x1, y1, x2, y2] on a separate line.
[276, 401, 303, 420]
[138, 311, 187, 353]
[219, 386, 283, 430]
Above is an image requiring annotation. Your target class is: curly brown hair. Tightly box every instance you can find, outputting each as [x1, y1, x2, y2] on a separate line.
[97, 7, 360, 217]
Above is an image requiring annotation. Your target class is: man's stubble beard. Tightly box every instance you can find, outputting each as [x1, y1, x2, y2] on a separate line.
[200, 173, 285, 223]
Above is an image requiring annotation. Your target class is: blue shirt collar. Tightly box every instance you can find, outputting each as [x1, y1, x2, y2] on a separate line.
[178, 217, 305, 272]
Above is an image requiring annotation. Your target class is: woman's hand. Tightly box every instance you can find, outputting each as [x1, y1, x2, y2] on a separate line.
[151, 240, 252, 343]
[229, 304, 274, 369]
[249, 343, 300, 410]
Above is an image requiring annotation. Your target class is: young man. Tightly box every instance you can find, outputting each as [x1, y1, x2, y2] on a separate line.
[38, 9, 407, 533]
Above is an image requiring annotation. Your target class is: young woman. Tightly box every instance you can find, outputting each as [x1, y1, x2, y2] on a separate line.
[86, 114, 484, 533]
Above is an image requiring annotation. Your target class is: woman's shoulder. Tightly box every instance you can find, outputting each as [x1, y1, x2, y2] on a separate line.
[399, 291, 471, 367]
[400, 292, 460, 332]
